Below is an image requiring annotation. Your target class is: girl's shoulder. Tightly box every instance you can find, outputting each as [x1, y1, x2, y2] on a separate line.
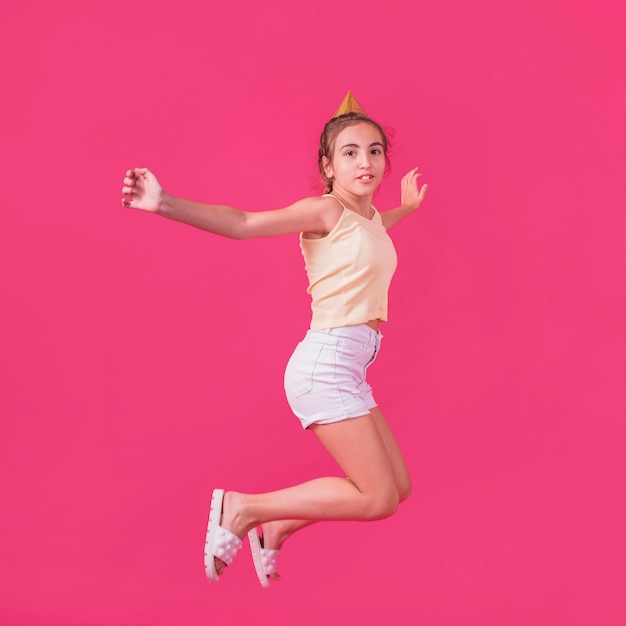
[295, 195, 345, 238]
[292, 194, 344, 216]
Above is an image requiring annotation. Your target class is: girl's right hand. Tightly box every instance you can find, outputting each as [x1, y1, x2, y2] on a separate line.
[121, 168, 164, 212]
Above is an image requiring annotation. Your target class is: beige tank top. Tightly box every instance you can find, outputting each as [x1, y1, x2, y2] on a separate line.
[300, 195, 398, 329]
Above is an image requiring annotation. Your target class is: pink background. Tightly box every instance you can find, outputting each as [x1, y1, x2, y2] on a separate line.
[1, 0, 625, 624]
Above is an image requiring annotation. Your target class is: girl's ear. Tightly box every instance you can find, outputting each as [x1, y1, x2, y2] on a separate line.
[322, 155, 333, 179]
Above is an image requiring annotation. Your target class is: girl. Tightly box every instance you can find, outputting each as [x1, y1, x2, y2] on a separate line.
[121, 93, 428, 587]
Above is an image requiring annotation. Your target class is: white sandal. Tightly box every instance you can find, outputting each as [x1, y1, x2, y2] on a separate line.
[248, 528, 281, 588]
[204, 489, 243, 582]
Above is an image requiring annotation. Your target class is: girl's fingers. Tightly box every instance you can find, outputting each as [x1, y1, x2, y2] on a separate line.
[122, 168, 151, 208]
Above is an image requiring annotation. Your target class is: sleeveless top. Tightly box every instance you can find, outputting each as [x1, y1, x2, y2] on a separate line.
[300, 194, 398, 330]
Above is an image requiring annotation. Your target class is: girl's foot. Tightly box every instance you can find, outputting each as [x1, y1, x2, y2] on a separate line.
[205, 490, 243, 581]
[248, 523, 283, 587]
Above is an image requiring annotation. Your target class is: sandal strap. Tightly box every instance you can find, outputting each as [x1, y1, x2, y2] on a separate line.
[213, 526, 243, 566]
[261, 548, 281, 575]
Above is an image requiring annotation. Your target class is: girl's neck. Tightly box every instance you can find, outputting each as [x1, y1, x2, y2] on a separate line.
[328, 190, 373, 218]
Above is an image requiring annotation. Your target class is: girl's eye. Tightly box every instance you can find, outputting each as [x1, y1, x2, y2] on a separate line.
[371, 148, 381, 155]
[346, 150, 356, 156]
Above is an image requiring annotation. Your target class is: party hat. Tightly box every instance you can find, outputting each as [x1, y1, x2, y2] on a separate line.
[333, 91, 367, 118]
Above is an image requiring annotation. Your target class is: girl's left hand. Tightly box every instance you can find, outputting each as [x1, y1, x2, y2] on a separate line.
[401, 168, 428, 211]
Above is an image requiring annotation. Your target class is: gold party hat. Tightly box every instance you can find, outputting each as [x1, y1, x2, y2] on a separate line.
[333, 91, 367, 118]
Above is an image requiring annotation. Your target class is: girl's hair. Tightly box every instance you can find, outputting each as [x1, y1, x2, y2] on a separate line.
[318, 112, 390, 193]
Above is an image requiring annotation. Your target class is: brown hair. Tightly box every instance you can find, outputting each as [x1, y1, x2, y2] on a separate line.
[318, 112, 390, 193]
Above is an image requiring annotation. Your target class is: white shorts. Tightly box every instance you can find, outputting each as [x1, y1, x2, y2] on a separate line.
[284, 324, 383, 429]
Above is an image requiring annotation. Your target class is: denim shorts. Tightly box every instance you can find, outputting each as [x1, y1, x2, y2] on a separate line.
[284, 324, 382, 429]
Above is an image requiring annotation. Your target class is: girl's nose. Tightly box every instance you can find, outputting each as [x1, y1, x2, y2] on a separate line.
[359, 154, 372, 168]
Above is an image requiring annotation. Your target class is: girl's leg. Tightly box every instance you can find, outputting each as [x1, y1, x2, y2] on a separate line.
[260, 405, 412, 552]
[218, 412, 400, 543]
[368, 406, 412, 502]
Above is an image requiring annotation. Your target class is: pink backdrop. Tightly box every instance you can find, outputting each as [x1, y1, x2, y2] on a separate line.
[2, 1, 625, 624]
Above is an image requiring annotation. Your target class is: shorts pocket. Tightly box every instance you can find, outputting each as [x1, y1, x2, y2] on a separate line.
[337, 336, 365, 359]
[284, 343, 320, 399]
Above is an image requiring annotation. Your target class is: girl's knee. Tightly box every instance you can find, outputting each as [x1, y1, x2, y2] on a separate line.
[398, 477, 412, 503]
[366, 490, 400, 520]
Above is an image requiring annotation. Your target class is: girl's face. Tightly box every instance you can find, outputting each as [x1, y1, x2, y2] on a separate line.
[323, 122, 386, 198]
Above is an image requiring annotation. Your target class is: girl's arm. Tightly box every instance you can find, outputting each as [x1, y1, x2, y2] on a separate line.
[381, 168, 428, 231]
[121, 168, 339, 239]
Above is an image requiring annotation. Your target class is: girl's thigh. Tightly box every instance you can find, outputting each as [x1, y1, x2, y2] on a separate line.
[310, 414, 397, 495]
[368, 406, 412, 500]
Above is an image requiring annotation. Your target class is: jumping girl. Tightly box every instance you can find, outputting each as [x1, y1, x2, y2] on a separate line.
[121, 92, 428, 587]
